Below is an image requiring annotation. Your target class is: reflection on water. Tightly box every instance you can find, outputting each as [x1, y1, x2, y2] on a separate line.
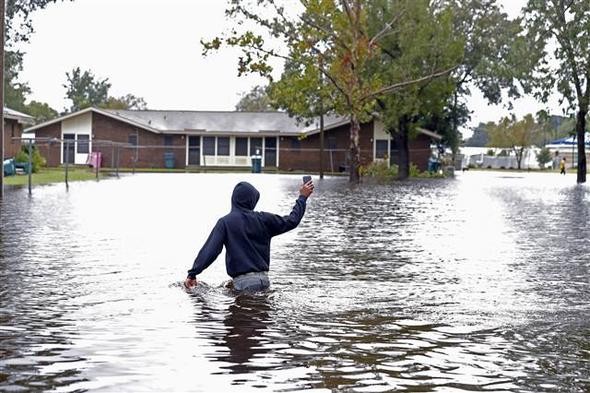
[1, 172, 589, 392]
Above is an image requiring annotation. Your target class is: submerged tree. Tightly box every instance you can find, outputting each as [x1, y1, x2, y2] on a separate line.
[202, 0, 456, 182]
[522, 1, 590, 183]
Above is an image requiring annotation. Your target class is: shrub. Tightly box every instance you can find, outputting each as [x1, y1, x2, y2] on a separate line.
[360, 161, 397, 180]
[536, 147, 552, 169]
[15, 145, 46, 173]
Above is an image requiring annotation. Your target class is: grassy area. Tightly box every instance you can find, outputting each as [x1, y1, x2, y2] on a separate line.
[3, 166, 344, 187]
[3, 167, 102, 186]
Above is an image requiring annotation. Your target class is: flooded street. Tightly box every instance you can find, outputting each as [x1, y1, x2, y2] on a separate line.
[1, 172, 589, 392]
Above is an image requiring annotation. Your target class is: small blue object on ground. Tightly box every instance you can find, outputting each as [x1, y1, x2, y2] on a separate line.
[164, 152, 175, 169]
[251, 155, 262, 173]
[3, 158, 15, 176]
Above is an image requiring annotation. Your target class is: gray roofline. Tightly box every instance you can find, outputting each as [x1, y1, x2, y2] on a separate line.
[24, 107, 162, 134]
[4, 107, 34, 125]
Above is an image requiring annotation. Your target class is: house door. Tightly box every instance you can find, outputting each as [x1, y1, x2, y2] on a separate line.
[63, 134, 75, 164]
[188, 136, 200, 165]
[264, 137, 277, 167]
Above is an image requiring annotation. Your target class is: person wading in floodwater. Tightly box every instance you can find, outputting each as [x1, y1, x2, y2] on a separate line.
[184, 180, 314, 292]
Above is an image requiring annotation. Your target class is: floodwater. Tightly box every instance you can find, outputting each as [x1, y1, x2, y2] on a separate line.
[0, 171, 589, 392]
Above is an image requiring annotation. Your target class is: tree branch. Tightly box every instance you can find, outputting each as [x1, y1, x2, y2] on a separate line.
[364, 65, 458, 100]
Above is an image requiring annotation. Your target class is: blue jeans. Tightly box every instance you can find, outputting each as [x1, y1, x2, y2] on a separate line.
[232, 271, 270, 292]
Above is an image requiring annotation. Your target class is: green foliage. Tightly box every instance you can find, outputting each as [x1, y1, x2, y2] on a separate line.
[360, 161, 398, 180]
[15, 145, 46, 173]
[203, 0, 458, 182]
[64, 67, 111, 112]
[101, 94, 148, 110]
[4, 51, 31, 112]
[5, 0, 71, 45]
[487, 114, 539, 169]
[25, 100, 58, 124]
[371, 0, 463, 178]
[2, 1, 67, 123]
[360, 161, 444, 180]
[536, 147, 552, 169]
[63, 68, 148, 112]
[235, 85, 273, 111]
[522, 0, 590, 182]
[431, 0, 524, 157]
[465, 122, 492, 147]
[486, 149, 495, 156]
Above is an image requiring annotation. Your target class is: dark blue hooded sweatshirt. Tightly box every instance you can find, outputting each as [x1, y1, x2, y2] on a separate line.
[187, 182, 307, 279]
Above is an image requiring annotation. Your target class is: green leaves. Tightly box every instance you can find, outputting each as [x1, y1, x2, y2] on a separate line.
[63, 67, 147, 112]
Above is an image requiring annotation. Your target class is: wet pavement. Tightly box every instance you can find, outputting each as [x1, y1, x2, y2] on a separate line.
[1, 171, 589, 392]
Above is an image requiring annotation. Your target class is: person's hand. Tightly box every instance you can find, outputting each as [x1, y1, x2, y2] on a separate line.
[184, 277, 197, 289]
[299, 181, 314, 198]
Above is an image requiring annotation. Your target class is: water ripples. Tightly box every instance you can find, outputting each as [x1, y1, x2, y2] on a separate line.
[1, 172, 589, 392]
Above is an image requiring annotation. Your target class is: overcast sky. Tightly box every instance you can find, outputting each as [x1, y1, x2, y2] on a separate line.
[16, 0, 562, 135]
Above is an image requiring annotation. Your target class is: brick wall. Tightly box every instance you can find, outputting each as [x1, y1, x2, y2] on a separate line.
[3, 119, 23, 158]
[35, 122, 62, 167]
[92, 112, 185, 168]
[279, 122, 374, 172]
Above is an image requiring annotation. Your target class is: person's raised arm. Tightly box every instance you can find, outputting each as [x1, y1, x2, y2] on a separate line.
[261, 181, 314, 237]
[184, 219, 226, 288]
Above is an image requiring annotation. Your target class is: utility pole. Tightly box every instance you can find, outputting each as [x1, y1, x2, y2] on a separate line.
[319, 56, 324, 179]
[0, 0, 5, 199]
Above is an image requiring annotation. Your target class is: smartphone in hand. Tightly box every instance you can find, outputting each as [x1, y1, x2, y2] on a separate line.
[303, 175, 312, 184]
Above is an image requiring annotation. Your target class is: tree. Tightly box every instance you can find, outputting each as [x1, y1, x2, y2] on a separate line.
[369, 0, 463, 179]
[5, 0, 72, 45]
[3, 51, 31, 112]
[25, 101, 58, 124]
[63, 67, 148, 112]
[465, 122, 491, 146]
[536, 147, 552, 169]
[436, 0, 523, 155]
[522, 1, 590, 183]
[102, 94, 148, 110]
[236, 85, 273, 111]
[202, 0, 456, 182]
[487, 114, 539, 169]
[64, 67, 111, 112]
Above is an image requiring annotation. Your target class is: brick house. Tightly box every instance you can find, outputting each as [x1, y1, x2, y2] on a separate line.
[3, 107, 35, 158]
[25, 107, 441, 172]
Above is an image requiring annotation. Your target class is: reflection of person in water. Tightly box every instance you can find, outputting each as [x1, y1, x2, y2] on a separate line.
[220, 295, 272, 373]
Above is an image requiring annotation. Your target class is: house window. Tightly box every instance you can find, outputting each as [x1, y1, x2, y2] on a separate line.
[291, 138, 301, 152]
[77, 134, 90, 154]
[235, 137, 248, 156]
[128, 134, 137, 146]
[164, 135, 173, 146]
[250, 137, 263, 156]
[217, 137, 230, 156]
[376, 140, 388, 159]
[203, 136, 216, 155]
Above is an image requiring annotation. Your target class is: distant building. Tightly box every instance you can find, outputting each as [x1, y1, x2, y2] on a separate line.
[26, 107, 441, 172]
[3, 107, 35, 158]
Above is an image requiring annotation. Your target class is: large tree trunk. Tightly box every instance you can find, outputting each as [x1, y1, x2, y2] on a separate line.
[396, 117, 410, 180]
[349, 116, 361, 183]
[575, 108, 587, 183]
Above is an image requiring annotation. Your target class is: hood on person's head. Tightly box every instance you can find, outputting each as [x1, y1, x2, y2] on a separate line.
[231, 182, 260, 210]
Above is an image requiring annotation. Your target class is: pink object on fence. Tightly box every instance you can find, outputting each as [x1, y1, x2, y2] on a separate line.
[86, 152, 102, 168]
